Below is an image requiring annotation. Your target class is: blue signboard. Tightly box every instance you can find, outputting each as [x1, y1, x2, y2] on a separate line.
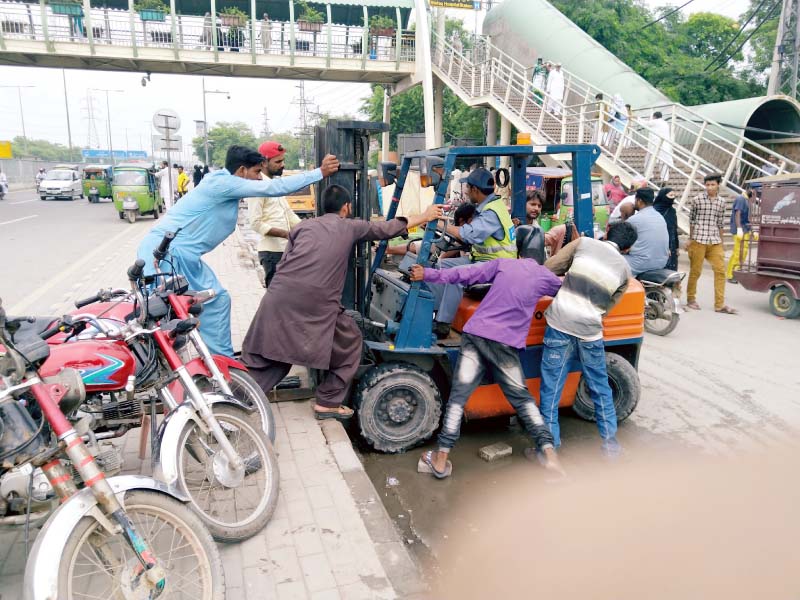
[81, 149, 148, 159]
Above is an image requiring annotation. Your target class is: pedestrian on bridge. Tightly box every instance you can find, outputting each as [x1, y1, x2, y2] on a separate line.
[546, 63, 565, 116]
[531, 57, 547, 100]
[137, 145, 341, 357]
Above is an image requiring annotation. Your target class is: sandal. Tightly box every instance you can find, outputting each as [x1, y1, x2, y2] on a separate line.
[715, 305, 738, 315]
[314, 405, 355, 421]
[685, 301, 701, 310]
[420, 450, 452, 479]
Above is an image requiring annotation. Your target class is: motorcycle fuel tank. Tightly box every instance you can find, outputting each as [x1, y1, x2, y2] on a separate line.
[39, 340, 135, 392]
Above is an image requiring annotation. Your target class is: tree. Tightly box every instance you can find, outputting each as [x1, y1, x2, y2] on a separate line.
[741, 0, 780, 84]
[191, 121, 257, 167]
[261, 131, 304, 170]
[548, 0, 765, 105]
[11, 136, 76, 161]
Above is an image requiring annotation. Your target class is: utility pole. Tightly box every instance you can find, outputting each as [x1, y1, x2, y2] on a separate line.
[768, 0, 800, 100]
[260, 107, 271, 138]
[201, 76, 230, 166]
[91, 88, 123, 165]
[291, 81, 316, 168]
[62, 70, 75, 162]
[84, 93, 101, 150]
[0, 85, 35, 156]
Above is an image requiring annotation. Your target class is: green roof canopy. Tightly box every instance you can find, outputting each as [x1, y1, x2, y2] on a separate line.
[79, 0, 413, 26]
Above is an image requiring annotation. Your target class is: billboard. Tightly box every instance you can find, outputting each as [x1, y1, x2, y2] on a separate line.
[0, 141, 12, 159]
[429, 0, 476, 8]
[81, 149, 148, 159]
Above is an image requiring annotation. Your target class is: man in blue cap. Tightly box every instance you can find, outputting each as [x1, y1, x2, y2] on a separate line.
[429, 167, 517, 336]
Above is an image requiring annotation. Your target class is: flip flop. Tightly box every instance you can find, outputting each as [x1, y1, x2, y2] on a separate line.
[420, 450, 452, 479]
[715, 306, 738, 315]
[314, 406, 355, 421]
[686, 301, 701, 310]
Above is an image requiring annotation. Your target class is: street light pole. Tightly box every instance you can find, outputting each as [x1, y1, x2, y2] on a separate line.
[0, 85, 35, 157]
[201, 76, 230, 166]
[91, 88, 123, 165]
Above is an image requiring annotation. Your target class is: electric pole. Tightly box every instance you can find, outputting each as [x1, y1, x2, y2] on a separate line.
[260, 107, 271, 138]
[768, 0, 800, 100]
[291, 81, 316, 168]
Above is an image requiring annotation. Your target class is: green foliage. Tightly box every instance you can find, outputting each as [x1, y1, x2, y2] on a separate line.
[219, 5, 247, 18]
[11, 136, 77, 161]
[741, 0, 779, 83]
[261, 132, 304, 170]
[362, 84, 485, 150]
[548, 0, 765, 105]
[191, 121, 257, 167]
[133, 0, 166, 12]
[445, 16, 472, 50]
[296, 0, 324, 24]
[369, 15, 395, 31]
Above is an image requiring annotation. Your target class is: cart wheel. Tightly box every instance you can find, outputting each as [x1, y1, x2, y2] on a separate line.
[769, 285, 800, 319]
[152, 207, 159, 219]
[573, 352, 640, 422]
[355, 362, 442, 453]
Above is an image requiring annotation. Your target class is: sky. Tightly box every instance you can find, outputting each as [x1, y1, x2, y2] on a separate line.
[0, 0, 754, 156]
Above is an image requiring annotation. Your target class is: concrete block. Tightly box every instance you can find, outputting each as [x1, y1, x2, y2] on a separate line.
[478, 441, 513, 462]
[276, 581, 309, 600]
[310, 589, 342, 600]
[266, 546, 304, 585]
[287, 496, 316, 528]
[314, 506, 344, 535]
[265, 517, 293, 550]
[240, 532, 269, 568]
[318, 420, 350, 445]
[329, 441, 364, 474]
[293, 524, 324, 557]
[299, 553, 337, 592]
[243, 565, 276, 600]
[306, 484, 335, 509]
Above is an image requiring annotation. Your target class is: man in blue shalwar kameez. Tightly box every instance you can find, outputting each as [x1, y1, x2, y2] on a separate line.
[137, 145, 340, 356]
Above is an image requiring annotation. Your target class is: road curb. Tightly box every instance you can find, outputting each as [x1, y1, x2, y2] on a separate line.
[319, 421, 430, 599]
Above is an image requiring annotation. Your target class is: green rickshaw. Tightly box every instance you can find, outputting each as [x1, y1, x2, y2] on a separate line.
[112, 163, 163, 224]
[555, 175, 610, 233]
[82, 165, 113, 203]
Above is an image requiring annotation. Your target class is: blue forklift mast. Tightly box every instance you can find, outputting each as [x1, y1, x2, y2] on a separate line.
[369, 143, 601, 354]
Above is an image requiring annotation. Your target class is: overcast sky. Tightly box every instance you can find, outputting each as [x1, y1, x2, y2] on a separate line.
[0, 0, 754, 154]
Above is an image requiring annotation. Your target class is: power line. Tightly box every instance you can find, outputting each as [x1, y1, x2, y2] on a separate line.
[704, 0, 770, 70]
[643, 0, 697, 28]
[708, 0, 782, 72]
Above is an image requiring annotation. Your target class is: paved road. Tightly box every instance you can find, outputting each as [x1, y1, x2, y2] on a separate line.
[0, 188, 154, 315]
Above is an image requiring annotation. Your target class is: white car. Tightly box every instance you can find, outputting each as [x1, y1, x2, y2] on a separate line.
[39, 169, 83, 200]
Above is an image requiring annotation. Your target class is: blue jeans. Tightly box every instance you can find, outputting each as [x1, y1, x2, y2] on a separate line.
[538, 326, 619, 452]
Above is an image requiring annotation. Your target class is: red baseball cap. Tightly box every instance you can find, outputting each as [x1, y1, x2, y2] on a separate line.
[258, 141, 286, 160]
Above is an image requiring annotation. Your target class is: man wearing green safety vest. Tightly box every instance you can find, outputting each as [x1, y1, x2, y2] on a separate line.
[430, 168, 517, 337]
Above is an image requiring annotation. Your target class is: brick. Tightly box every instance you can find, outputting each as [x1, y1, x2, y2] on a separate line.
[265, 517, 293, 550]
[281, 478, 308, 502]
[478, 441, 513, 462]
[306, 485, 335, 510]
[299, 553, 337, 592]
[338, 581, 373, 600]
[289, 431, 312, 451]
[221, 544, 244, 589]
[266, 546, 303, 585]
[287, 496, 316, 528]
[293, 524, 324, 557]
[299, 464, 332, 488]
[243, 565, 276, 600]
[330, 561, 361, 587]
[310, 589, 341, 600]
[314, 506, 344, 535]
[240, 532, 269, 568]
[276, 581, 309, 600]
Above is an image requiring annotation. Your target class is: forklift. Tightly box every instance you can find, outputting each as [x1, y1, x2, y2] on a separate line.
[316, 122, 645, 453]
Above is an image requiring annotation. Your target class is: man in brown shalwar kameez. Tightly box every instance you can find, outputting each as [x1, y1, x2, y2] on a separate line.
[242, 184, 443, 420]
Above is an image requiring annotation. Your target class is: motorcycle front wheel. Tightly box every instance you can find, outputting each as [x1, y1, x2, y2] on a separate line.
[177, 404, 279, 542]
[643, 288, 679, 336]
[58, 490, 224, 600]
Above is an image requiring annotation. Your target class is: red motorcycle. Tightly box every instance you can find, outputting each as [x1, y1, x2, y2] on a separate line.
[0, 299, 225, 599]
[8, 255, 279, 543]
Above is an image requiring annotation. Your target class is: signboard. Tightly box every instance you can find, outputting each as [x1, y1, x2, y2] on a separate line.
[152, 134, 183, 152]
[194, 120, 207, 137]
[81, 149, 148, 159]
[429, 0, 475, 8]
[0, 141, 12, 159]
[153, 109, 181, 134]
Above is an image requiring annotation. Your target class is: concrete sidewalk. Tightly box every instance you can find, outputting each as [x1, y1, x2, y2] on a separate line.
[0, 220, 426, 599]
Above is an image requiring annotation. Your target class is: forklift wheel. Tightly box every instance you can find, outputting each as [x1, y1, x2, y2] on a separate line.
[355, 362, 442, 454]
[573, 353, 640, 423]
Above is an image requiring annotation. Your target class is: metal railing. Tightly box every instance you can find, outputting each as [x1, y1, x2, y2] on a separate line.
[0, 1, 414, 62]
[431, 31, 798, 232]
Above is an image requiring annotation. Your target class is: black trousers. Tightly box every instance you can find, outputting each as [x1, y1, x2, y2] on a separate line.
[258, 251, 283, 288]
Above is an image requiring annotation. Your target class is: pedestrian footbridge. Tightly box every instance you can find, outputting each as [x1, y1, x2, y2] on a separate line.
[0, 0, 415, 83]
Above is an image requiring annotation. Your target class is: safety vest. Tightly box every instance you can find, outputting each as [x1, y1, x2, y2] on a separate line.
[470, 198, 517, 261]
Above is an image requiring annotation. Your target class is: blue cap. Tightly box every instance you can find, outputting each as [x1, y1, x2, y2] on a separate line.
[459, 168, 495, 190]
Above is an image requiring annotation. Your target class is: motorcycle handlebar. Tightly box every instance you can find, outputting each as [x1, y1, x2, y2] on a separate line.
[127, 259, 146, 282]
[40, 323, 63, 340]
[74, 293, 101, 309]
[153, 231, 176, 262]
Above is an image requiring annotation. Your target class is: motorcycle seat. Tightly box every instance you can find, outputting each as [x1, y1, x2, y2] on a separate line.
[6, 315, 58, 341]
[636, 269, 682, 285]
[464, 284, 492, 300]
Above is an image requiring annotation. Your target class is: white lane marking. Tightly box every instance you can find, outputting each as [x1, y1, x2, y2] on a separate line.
[0, 215, 38, 226]
[10, 199, 37, 205]
[8, 223, 145, 315]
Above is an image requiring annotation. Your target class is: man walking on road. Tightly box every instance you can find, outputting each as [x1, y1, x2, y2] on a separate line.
[177, 166, 190, 199]
[242, 185, 442, 421]
[726, 188, 753, 284]
[138, 145, 340, 357]
[538, 222, 638, 457]
[154, 161, 173, 210]
[410, 250, 564, 479]
[247, 141, 301, 288]
[686, 173, 737, 314]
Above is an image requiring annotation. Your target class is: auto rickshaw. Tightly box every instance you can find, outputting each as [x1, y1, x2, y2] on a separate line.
[82, 164, 113, 203]
[283, 170, 316, 218]
[555, 174, 609, 232]
[525, 166, 570, 231]
[111, 163, 163, 223]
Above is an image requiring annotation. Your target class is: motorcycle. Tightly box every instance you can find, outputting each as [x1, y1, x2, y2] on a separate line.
[8, 255, 280, 543]
[636, 268, 685, 336]
[0, 298, 225, 600]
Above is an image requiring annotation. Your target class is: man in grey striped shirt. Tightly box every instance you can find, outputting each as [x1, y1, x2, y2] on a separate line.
[538, 222, 638, 457]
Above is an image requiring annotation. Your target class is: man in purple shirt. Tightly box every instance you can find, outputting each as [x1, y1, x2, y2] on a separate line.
[410, 256, 563, 478]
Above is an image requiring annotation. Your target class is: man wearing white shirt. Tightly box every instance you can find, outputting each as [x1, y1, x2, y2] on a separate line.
[247, 141, 302, 287]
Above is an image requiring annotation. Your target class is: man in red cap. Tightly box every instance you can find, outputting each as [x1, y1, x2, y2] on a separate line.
[247, 141, 301, 287]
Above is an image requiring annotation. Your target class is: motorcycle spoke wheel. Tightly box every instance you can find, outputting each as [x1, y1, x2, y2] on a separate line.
[59, 490, 223, 600]
[643, 289, 679, 336]
[177, 404, 279, 542]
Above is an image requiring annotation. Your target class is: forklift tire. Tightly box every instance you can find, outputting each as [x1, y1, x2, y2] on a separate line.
[355, 362, 442, 454]
[572, 353, 640, 423]
[769, 285, 800, 319]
